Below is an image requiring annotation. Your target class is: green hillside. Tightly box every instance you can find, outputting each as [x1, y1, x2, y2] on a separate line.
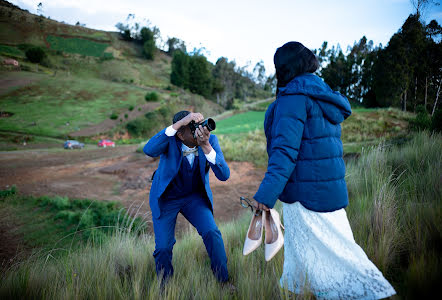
[0, 1, 223, 143]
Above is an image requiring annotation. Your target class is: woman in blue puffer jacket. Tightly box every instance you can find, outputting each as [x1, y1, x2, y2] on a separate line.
[252, 42, 396, 299]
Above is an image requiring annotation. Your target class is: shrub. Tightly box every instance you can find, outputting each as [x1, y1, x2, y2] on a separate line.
[143, 39, 155, 60]
[145, 91, 159, 102]
[409, 105, 432, 131]
[128, 105, 134, 111]
[0, 185, 17, 198]
[25, 46, 46, 63]
[431, 108, 441, 132]
[124, 114, 128, 119]
[110, 112, 118, 120]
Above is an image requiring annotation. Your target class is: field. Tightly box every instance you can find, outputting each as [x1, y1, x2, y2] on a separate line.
[214, 106, 413, 167]
[46, 35, 111, 57]
[1, 132, 440, 299]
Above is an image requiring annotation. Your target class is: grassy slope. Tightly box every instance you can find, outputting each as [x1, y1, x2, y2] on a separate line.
[215, 107, 414, 167]
[0, 132, 440, 299]
[0, 2, 223, 142]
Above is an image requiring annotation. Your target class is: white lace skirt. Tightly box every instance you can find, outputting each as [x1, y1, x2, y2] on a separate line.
[280, 202, 396, 300]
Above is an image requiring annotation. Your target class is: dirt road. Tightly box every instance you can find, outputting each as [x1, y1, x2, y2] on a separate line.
[0, 144, 265, 234]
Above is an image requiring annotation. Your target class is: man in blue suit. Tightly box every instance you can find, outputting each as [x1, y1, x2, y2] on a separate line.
[143, 111, 230, 283]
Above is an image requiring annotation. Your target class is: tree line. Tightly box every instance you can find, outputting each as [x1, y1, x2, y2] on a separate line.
[170, 51, 272, 108]
[315, 13, 441, 114]
[115, 16, 273, 109]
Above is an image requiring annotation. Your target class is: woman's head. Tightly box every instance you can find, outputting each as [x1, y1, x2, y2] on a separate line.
[274, 42, 319, 91]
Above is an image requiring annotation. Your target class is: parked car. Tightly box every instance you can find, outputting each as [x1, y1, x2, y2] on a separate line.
[98, 139, 115, 148]
[64, 140, 84, 149]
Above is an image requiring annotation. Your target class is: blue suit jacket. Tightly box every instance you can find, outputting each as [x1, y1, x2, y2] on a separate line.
[143, 128, 230, 218]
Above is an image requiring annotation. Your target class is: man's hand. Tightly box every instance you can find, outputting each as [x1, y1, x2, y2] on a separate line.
[253, 199, 269, 211]
[172, 112, 204, 130]
[195, 125, 212, 154]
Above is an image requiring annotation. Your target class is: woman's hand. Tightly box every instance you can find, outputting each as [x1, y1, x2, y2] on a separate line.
[253, 199, 269, 211]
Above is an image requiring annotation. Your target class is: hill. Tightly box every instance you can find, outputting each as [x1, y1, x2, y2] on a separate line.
[0, 0, 224, 144]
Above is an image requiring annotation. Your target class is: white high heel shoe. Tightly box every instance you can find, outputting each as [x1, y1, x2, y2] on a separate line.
[243, 209, 264, 256]
[264, 209, 284, 261]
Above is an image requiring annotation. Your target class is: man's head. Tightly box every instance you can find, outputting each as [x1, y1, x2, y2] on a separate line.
[173, 110, 198, 147]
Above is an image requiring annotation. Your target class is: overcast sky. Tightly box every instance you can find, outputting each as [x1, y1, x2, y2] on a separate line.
[10, 0, 442, 74]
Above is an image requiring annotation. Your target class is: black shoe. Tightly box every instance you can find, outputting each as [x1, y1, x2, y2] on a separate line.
[221, 281, 237, 294]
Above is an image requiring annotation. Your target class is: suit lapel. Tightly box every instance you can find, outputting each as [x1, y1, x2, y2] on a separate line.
[198, 147, 206, 183]
[173, 137, 183, 170]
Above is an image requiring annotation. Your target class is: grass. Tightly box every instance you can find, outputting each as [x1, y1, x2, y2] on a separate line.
[0, 44, 24, 58]
[214, 107, 413, 167]
[0, 131, 65, 151]
[0, 72, 148, 137]
[0, 132, 440, 299]
[215, 111, 265, 135]
[345, 131, 442, 298]
[46, 35, 110, 58]
[0, 190, 144, 253]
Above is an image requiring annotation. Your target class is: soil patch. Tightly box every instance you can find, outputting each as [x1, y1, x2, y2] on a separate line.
[0, 111, 14, 118]
[0, 78, 36, 95]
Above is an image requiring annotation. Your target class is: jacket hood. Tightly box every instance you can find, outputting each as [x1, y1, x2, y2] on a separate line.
[278, 73, 352, 124]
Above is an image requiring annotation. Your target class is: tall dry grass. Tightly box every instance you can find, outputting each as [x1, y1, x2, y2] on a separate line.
[1, 131, 440, 299]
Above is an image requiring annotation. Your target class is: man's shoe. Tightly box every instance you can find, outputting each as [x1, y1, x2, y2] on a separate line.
[264, 208, 284, 261]
[243, 209, 264, 255]
[222, 282, 237, 294]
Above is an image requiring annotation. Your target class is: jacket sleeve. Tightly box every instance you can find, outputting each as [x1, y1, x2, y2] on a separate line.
[253, 95, 307, 208]
[143, 128, 171, 157]
[208, 135, 230, 181]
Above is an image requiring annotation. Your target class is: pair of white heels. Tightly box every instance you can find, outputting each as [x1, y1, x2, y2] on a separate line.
[243, 208, 284, 261]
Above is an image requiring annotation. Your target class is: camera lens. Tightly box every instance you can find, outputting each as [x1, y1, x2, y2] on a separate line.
[204, 118, 216, 131]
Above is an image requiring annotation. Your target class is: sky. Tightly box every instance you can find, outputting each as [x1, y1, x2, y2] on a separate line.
[9, 0, 442, 75]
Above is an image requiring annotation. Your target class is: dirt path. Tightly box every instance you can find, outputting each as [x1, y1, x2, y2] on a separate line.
[0, 144, 265, 263]
[0, 77, 36, 95]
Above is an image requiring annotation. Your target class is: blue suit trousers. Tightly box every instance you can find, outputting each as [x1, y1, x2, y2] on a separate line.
[152, 193, 228, 282]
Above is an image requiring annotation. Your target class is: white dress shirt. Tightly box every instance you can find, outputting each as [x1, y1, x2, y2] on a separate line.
[165, 125, 216, 167]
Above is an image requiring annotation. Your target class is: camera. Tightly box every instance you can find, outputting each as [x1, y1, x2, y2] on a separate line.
[189, 118, 216, 137]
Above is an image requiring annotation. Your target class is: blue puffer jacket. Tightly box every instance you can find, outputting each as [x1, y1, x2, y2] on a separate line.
[254, 73, 352, 212]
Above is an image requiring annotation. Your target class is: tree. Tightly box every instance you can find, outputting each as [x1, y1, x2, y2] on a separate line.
[188, 54, 213, 98]
[37, 2, 43, 15]
[253, 60, 266, 88]
[25, 47, 46, 63]
[143, 40, 155, 60]
[167, 37, 186, 56]
[170, 50, 190, 88]
[212, 57, 237, 107]
[410, 0, 440, 18]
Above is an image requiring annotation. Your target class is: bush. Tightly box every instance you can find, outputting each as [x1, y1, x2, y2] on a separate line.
[110, 112, 118, 120]
[128, 105, 134, 111]
[25, 46, 46, 63]
[431, 108, 442, 132]
[0, 185, 17, 198]
[124, 114, 128, 119]
[410, 105, 433, 131]
[145, 91, 159, 102]
[143, 39, 155, 60]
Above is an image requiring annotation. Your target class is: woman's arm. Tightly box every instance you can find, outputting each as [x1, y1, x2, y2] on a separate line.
[253, 94, 308, 208]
